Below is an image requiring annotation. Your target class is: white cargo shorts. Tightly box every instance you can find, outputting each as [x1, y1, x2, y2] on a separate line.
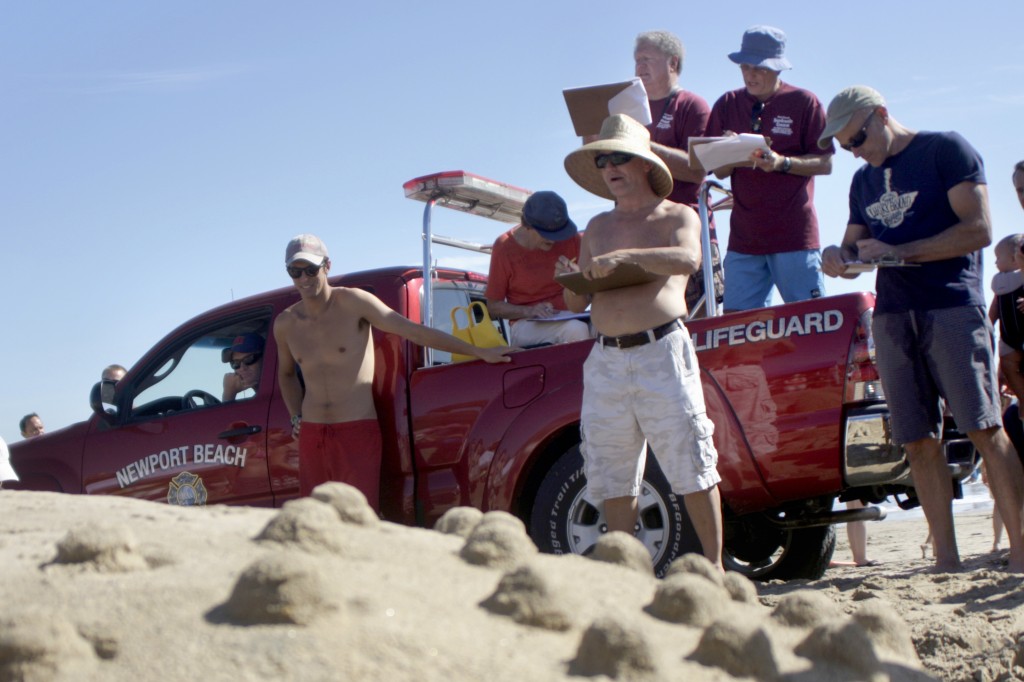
[580, 326, 720, 500]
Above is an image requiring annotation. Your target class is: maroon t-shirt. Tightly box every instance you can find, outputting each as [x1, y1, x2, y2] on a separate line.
[706, 82, 834, 255]
[647, 88, 710, 208]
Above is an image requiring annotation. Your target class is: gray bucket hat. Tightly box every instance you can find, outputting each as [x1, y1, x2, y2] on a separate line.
[728, 25, 792, 71]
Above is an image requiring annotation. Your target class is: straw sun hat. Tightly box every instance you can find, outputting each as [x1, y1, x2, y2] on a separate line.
[564, 114, 673, 201]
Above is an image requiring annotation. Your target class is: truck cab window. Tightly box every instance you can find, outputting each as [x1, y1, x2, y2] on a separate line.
[130, 318, 270, 418]
[427, 288, 471, 365]
[425, 287, 508, 366]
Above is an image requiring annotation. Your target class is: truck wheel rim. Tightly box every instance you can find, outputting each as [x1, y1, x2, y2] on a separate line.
[564, 481, 669, 565]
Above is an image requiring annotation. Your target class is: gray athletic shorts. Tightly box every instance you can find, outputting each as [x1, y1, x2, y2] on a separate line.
[872, 305, 1001, 445]
[580, 326, 721, 500]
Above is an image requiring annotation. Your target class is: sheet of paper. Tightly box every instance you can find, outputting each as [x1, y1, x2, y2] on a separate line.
[842, 260, 920, 274]
[528, 311, 591, 322]
[607, 79, 651, 126]
[689, 134, 770, 173]
[563, 79, 651, 137]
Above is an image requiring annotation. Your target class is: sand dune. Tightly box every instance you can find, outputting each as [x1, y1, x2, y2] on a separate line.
[0, 486, 1019, 681]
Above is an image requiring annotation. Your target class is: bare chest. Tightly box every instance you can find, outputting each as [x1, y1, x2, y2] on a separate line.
[287, 309, 371, 370]
[589, 219, 672, 255]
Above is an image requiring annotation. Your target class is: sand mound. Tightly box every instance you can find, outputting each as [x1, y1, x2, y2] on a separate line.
[218, 552, 338, 625]
[1, 491, 1018, 680]
[50, 525, 148, 573]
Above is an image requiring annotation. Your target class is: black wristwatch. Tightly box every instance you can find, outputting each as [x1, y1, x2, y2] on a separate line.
[780, 157, 792, 173]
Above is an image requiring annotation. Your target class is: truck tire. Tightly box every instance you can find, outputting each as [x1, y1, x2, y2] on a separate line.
[722, 518, 836, 581]
[528, 445, 701, 577]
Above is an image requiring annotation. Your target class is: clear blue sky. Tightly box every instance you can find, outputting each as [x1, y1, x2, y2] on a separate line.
[3, 1, 1022, 443]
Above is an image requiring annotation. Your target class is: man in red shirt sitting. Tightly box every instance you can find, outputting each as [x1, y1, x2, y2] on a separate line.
[485, 191, 592, 347]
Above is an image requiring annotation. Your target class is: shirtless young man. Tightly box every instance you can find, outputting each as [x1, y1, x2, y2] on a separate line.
[562, 114, 724, 569]
[273, 234, 513, 508]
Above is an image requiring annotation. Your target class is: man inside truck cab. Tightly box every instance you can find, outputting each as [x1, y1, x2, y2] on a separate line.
[221, 333, 264, 402]
[485, 190, 592, 347]
[273, 233, 514, 510]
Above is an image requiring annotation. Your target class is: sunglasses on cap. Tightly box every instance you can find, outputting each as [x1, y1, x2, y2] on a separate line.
[751, 101, 765, 133]
[841, 111, 876, 152]
[594, 152, 636, 169]
[229, 353, 261, 370]
[287, 263, 324, 279]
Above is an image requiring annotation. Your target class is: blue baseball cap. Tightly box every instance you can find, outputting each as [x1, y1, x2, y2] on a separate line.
[522, 191, 577, 242]
[222, 333, 264, 363]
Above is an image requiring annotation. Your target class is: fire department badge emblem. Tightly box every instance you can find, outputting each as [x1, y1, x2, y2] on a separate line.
[167, 471, 208, 506]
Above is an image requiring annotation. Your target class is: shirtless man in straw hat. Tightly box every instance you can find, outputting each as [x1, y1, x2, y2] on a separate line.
[560, 113, 723, 569]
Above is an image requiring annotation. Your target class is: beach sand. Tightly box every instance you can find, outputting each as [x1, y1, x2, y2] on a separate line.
[1, 486, 1022, 681]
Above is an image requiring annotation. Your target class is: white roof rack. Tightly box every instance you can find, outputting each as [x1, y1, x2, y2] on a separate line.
[404, 171, 533, 364]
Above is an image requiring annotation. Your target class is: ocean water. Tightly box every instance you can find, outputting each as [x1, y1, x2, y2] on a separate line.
[874, 480, 994, 522]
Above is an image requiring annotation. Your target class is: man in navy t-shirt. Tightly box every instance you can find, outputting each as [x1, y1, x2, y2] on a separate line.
[820, 85, 1024, 573]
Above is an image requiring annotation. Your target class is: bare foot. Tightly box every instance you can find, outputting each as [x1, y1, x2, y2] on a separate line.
[1007, 547, 1024, 573]
[930, 559, 963, 573]
[828, 559, 857, 568]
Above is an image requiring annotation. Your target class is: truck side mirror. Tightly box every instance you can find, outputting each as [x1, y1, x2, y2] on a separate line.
[90, 381, 118, 423]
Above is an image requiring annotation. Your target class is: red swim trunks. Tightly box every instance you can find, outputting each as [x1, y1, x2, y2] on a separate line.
[298, 419, 382, 509]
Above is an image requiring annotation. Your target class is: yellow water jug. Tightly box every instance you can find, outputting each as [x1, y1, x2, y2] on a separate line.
[449, 301, 508, 363]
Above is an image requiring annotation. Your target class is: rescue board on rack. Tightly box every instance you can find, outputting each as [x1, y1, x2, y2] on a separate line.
[403, 171, 532, 223]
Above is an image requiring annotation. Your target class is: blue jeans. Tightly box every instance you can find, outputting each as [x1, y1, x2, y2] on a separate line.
[722, 249, 825, 311]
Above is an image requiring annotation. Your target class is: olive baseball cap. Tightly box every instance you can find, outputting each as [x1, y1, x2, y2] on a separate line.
[818, 85, 886, 150]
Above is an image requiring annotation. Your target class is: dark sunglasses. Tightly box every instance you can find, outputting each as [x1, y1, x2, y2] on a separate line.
[841, 111, 876, 152]
[287, 263, 324, 279]
[229, 353, 261, 370]
[751, 101, 765, 133]
[594, 152, 635, 169]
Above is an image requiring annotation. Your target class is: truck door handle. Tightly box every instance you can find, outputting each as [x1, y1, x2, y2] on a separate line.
[218, 425, 262, 439]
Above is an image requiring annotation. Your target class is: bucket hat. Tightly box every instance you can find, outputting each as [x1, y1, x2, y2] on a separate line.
[728, 25, 792, 71]
[564, 114, 673, 200]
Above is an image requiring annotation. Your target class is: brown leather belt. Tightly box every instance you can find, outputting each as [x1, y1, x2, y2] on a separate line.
[599, 319, 682, 349]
